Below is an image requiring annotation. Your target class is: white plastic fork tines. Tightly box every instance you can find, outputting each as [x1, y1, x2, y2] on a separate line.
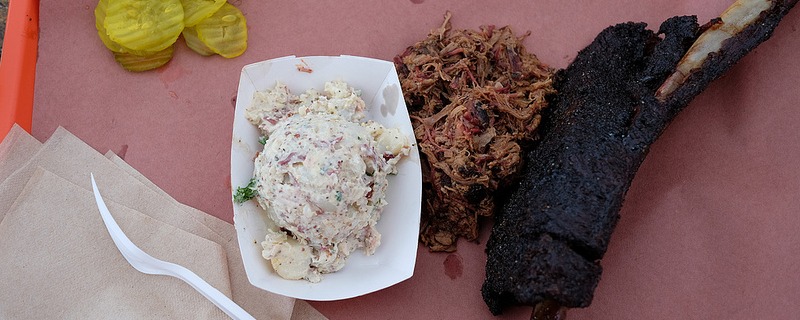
[90, 174, 255, 320]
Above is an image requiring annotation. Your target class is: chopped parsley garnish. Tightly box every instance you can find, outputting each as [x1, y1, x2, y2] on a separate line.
[233, 177, 258, 204]
[258, 136, 268, 145]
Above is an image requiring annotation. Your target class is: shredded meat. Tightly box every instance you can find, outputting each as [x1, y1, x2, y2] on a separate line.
[393, 12, 555, 251]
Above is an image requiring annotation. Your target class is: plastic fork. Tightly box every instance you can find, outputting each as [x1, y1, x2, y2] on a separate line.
[90, 174, 255, 320]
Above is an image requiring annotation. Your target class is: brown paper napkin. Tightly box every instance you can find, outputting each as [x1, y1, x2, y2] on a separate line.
[0, 124, 42, 183]
[0, 125, 328, 320]
[0, 127, 233, 292]
[0, 125, 42, 222]
[0, 168, 229, 318]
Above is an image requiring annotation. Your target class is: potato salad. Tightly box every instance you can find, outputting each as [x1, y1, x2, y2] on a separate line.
[245, 80, 410, 282]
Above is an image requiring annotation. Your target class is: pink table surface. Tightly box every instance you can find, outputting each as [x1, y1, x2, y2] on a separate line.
[31, 0, 800, 319]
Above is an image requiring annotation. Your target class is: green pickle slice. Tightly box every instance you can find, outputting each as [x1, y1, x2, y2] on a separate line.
[180, 0, 226, 27]
[94, 0, 126, 53]
[104, 0, 185, 52]
[182, 26, 215, 56]
[114, 45, 175, 72]
[95, 0, 158, 55]
[95, 0, 247, 71]
[195, 3, 248, 58]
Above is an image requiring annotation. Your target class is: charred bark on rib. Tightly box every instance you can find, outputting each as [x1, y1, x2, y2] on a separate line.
[483, 0, 798, 314]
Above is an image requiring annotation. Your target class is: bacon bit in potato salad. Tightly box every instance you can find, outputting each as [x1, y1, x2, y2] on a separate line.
[296, 60, 314, 73]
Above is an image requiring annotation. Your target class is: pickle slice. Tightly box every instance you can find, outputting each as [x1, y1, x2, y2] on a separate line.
[195, 3, 248, 58]
[94, 0, 126, 53]
[182, 26, 215, 56]
[180, 0, 226, 27]
[96, 0, 153, 55]
[113, 45, 174, 72]
[104, 0, 185, 52]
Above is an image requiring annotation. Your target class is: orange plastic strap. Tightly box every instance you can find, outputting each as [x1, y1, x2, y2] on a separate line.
[0, 0, 39, 140]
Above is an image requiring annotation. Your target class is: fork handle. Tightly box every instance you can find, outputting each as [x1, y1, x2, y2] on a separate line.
[174, 266, 256, 320]
[91, 174, 255, 319]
